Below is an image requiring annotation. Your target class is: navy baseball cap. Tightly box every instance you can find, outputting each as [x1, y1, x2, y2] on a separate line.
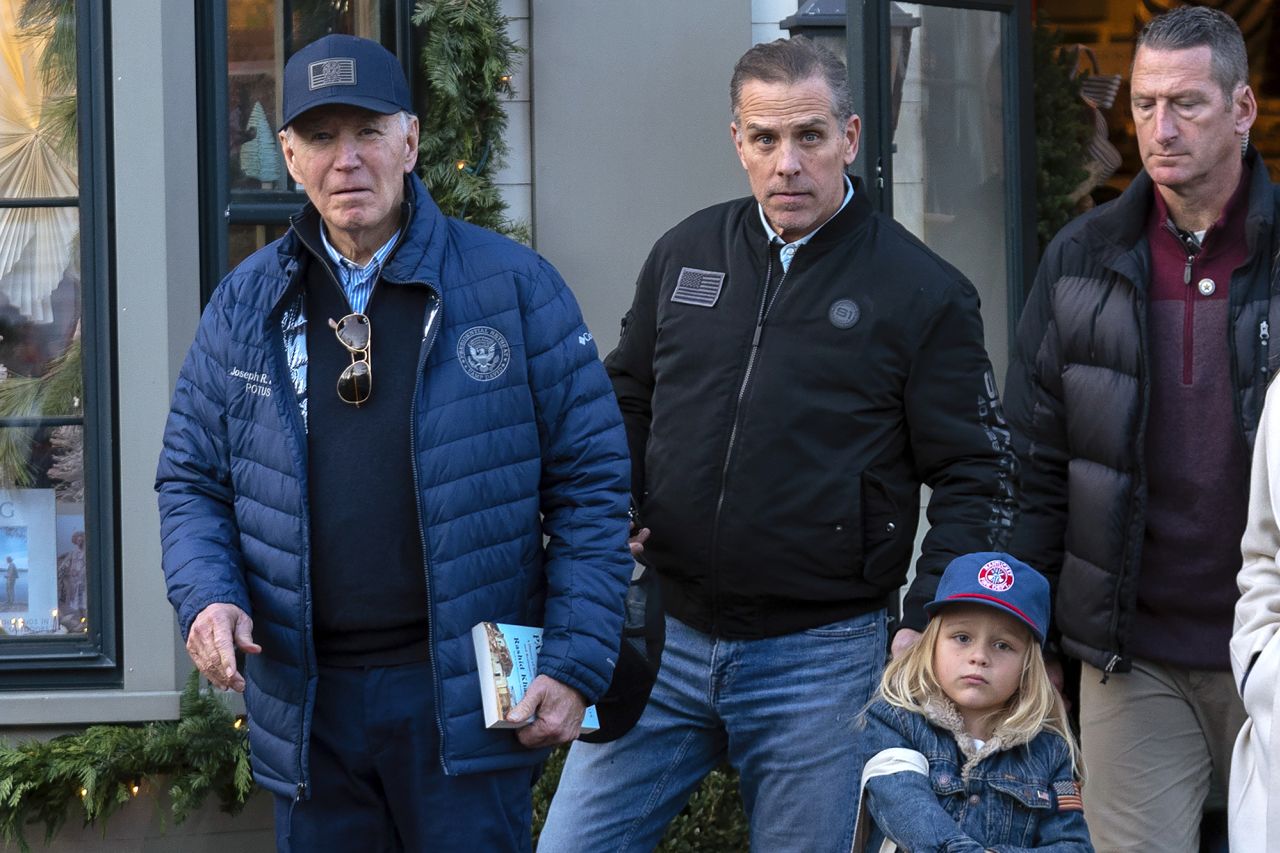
[923, 552, 1050, 645]
[281, 34, 413, 128]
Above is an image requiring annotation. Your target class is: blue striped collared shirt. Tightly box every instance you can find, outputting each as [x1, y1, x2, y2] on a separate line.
[319, 225, 401, 314]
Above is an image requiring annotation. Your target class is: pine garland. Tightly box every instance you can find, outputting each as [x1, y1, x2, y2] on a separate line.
[0, 672, 253, 852]
[413, 0, 528, 240]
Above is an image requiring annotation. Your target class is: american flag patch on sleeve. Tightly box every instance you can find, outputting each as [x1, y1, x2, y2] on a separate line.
[1053, 779, 1083, 812]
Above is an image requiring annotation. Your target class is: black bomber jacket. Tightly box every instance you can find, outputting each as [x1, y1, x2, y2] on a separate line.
[606, 178, 1018, 639]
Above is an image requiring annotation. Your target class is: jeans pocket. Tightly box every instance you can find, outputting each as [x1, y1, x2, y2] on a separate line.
[801, 610, 885, 639]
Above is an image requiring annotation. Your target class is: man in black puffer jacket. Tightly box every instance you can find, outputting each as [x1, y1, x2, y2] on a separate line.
[539, 36, 1017, 853]
[1005, 8, 1280, 850]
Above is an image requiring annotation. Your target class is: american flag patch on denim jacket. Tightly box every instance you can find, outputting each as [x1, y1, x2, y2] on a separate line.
[1053, 779, 1083, 812]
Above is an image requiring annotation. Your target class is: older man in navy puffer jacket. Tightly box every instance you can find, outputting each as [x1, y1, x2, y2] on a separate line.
[156, 35, 632, 852]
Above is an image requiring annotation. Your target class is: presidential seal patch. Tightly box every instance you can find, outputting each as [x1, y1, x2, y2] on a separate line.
[828, 298, 860, 329]
[458, 326, 511, 381]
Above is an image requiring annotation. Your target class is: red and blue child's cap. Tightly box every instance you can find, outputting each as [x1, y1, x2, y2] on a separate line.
[924, 552, 1049, 646]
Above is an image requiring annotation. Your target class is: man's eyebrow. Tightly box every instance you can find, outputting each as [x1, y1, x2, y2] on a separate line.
[1131, 86, 1207, 100]
[743, 116, 830, 132]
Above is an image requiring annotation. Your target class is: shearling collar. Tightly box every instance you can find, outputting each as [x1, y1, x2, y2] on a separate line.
[923, 696, 1035, 781]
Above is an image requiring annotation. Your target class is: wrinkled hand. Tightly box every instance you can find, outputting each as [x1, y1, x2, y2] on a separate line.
[629, 526, 651, 557]
[187, 603, 262, 692]
[891, 627, 923, 660]
[507, 674, 587, 748]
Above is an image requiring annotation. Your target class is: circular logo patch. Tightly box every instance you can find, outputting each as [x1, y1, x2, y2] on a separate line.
[458, 326, 511, 382]
[977, 559, 1014, 592]
[828, 299, 860, 329]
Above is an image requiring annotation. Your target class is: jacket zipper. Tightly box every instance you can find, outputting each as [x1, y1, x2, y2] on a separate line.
[1113, 275, 1149, 677]
[709, 247, 792, 627]
[403, 287, 445, 768]
[1099, 654, 1121, 685]
[284, 237, 357, 799]
[1261, 319, 1270, 383]
[264, 257, 315, 803]
[1166, 222, 1199, 385]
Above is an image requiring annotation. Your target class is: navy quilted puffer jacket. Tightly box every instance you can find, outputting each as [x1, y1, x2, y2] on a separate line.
[156, 175, 632, 799]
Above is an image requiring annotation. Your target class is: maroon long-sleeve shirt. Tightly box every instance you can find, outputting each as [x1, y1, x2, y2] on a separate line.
[1131, 167, 1251, 670]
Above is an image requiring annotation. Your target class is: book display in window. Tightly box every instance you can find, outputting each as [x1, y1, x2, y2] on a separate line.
[0, 488, 57, 634]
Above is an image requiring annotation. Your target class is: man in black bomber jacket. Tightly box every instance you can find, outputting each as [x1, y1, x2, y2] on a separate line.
[539, 36, 1018, 853]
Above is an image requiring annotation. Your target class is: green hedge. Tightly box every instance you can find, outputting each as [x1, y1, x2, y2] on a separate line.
[532, 747, 750, 852]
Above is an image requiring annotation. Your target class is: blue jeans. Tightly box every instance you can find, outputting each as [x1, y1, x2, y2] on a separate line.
[274, 660, 534, 853]
[539, 610, 888, 853]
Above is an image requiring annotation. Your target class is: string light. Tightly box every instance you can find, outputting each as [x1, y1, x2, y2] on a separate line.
[499, 74, 511, 84]
[130, 782, 140, 797]
[79, 787, 87, 799]
[233, 716, 246, 730]
[455, 159, 468, 171]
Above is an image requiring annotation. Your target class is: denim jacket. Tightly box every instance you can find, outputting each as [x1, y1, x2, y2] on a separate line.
[857, 697, 1093, 852]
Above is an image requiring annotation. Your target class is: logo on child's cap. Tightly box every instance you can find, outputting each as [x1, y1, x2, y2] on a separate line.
[977, 559, 1014, 592]
[925, 551, 1050, 646]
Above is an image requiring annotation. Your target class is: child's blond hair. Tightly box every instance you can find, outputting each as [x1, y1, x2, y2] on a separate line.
[879, 616, 1083, 778]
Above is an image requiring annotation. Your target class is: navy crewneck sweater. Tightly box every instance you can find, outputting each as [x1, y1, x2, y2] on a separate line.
[297, 215, 433, 666]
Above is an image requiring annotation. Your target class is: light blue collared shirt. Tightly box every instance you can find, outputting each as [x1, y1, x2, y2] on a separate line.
[318, 225, 401, 314]
[757, 174, 855, 273]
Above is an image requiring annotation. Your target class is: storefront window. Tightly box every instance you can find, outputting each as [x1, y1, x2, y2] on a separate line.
[890, 3, 1012, 382]
[0, 0, 92, 643]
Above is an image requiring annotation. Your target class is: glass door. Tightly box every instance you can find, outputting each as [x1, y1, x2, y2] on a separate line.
[848, 0, 1034, 379]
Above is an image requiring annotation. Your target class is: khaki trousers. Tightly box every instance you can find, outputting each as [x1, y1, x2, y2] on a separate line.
[1079, 659, 1245, 853]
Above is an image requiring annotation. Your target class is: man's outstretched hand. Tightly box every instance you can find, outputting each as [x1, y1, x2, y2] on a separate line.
[187, 602, 262, 692]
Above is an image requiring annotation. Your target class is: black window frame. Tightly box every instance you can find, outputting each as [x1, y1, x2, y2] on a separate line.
[0, 0, 120, 688]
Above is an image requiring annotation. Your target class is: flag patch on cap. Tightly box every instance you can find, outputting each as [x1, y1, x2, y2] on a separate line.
[309, 58, 357, 89]
[1053, 780, 1083, 812]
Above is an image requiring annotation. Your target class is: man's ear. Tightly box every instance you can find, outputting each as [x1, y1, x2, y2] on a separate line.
[730, 121, 748, 171]
[1235, 84, 1258, 137]
[278, 130, 305, 185]
[843, 113, 861, 167]
[403, 115, 420, 173]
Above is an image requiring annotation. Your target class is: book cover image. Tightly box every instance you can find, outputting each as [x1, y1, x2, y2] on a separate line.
[472, 621, 599, 735]
[0, 489, 58, 635]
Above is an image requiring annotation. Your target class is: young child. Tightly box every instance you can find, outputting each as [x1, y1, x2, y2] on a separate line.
[853, 552, 1093, 852]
